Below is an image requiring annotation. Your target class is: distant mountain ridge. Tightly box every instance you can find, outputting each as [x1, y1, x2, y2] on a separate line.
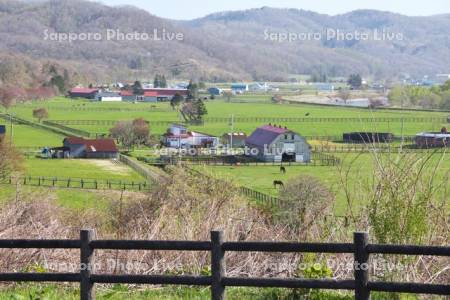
[0, 0, 449, 85]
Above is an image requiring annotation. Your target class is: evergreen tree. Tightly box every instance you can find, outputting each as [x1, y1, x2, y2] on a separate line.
[133, 80, 144, 95]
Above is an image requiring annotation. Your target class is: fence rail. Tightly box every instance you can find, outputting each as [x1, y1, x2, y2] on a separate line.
[0, 175, 149, 192]
[45, 116, 447, 127]
[47, 119, 176, 126]
[0, 230, 448, 300]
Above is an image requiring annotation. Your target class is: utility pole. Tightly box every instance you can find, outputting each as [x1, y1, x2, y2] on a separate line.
[229, 114, 234, 150]
[9, 113, 13, 145]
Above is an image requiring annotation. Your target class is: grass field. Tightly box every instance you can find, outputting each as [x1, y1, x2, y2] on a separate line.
[7, 96, 448, 139]
[23, 158, 143, 181]
[195, 152, 450, 216]
[0, 122, 64, 147]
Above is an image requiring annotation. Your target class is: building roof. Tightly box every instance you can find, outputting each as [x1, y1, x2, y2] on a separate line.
[97, 92, 121, 97]
[143, 88, 188, 97]
[120, 90, 134, 96]
[64, 137, 118, 152]
[144, 91, 159, 97]
[246, 124, 290, 147]
[416, 132, 450, 138]
[69, 88, 99, 94]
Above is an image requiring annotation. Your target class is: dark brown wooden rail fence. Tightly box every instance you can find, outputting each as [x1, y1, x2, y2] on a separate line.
[0, 230, 448, 300]
[0, 175, 149, 192]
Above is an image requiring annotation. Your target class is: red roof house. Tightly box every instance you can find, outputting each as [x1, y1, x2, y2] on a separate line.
[63, 137, 118, 158]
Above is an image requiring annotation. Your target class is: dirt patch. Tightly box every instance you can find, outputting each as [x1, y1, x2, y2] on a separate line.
[82, 159, 130, 175]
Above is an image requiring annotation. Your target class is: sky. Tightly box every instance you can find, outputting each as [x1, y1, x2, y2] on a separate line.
[100, 0, 450, 20]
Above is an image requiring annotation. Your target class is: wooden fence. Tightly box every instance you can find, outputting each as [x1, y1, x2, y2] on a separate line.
[0, 175, 149, 192]
[47, 120, 175, 126]
[0, 230, 448, 300]
[311, 144, 448, 153]
[43, 120, 92, 137]
[119, 154, 162, 182]
[154, 153, 340, 167]
[45, 116, 447, 126]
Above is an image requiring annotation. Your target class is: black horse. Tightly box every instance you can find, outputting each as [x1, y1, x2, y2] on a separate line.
[273, 180, 284, 188]
[280, 166, 286, 174]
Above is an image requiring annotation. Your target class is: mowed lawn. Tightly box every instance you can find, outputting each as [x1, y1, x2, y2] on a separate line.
[196, 152, 449, 216]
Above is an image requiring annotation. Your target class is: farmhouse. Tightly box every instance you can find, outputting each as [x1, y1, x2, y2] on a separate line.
[143, 88, 188, 102]
[63, 137, 119, 158]
[221, 132, 247, 148]
[95, 91, 122, 102]
[415, 128, 449, 148]
[163, 124, 218, 149]
[68, 88, 99, 99]
[245, 124, 311, 162]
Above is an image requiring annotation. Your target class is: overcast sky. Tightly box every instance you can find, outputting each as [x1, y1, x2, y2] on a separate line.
[100, 0, 450, 20]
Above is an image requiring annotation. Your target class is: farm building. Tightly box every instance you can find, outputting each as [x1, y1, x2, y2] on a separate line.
[62, 137, 119, 158]
[120, 90, 137, 102]
[343, 132, 394, 143]
[68, 88, 99, 99]
[221, 132, 247, 148]
[313, 83, 335, 92]
[162, 124, 219, 149]
[231, 83, 249, 93]
[245, 124, 311, 162]
[415, 128, 449, 148]
[143, 88, 188, 102]
[208, 87, 223, 96]
[0, 125, 5, 142]
[95, 91, 122, 102]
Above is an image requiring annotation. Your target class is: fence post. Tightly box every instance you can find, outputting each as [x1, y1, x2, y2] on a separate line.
[211, 231, 225, 300]
[354, 232, 370, 300]
[80, 229, 95, 300]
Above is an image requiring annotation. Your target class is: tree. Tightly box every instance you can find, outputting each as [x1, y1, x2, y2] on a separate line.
[50, 75, 66, 93]
[132, 80, 144, 95]
[186, 80, 198, 100]
[0, 139, 23, 178]
[0, 88, 16, 111]
[337, 88, 351, 104]
[153, 74, 167, 88]
[170, 93, 183, 110]
[347, 74, 362, 89]
[32, 107, 48, 123]
[276, 175, 334, 239]
[223, 91, 233, 102]
[195, 99, 207, 120]
[131, 118, 150, 146]
[110, 118, 150, 148]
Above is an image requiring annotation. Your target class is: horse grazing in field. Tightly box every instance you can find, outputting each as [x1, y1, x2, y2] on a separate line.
[280, 166, 286, 174]
[273, 180, 284, 188]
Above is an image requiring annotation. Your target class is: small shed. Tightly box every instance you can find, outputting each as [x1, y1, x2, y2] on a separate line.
[221, 132, 247, 148]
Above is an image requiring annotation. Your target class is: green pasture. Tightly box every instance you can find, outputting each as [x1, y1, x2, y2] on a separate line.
[0, 122, 64, 147]
[8, 96, 448, 137]
[23, 157, 144, 182]
[195, 152, 449, 216]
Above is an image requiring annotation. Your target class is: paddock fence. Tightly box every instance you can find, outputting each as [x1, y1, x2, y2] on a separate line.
[0, 230, 448, 300]
[45, 116, 447, 126]
[0, 175, 149, 192]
